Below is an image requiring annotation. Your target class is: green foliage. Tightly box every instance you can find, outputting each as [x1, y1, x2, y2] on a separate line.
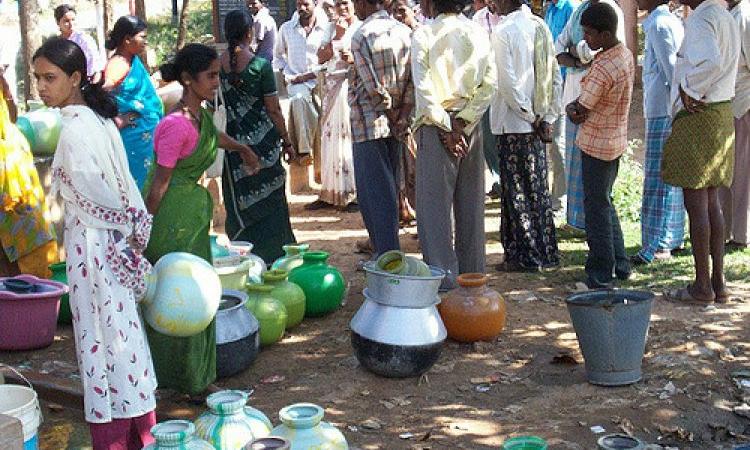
[147, 0, 214, 66]
[612, 139, 644, 223]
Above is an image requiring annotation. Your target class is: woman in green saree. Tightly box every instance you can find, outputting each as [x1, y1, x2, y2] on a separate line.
[220, 10, 297, 263]
[144, 44, 259, 395]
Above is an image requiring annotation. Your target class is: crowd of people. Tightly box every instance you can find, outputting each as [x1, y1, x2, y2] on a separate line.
[0, 0, 747, 446]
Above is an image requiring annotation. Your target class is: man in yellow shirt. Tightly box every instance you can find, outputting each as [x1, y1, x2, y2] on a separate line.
[411, 0, 497, 290]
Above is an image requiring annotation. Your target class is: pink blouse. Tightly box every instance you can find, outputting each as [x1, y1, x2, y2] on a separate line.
[153, 113, 199, 168]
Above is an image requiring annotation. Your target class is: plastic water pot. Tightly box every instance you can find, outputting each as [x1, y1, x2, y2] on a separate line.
[566, 289, 654, 386]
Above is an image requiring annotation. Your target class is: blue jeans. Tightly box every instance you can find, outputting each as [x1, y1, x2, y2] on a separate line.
[352, 137, 402, 256]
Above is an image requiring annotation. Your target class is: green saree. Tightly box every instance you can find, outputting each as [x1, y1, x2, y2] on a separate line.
[143, 109, 217, 395]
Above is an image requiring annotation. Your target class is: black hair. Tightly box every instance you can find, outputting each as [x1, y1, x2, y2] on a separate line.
[433, 0, 469, 14]
[580, 2, 618, 35]
[160, 43, 218, 85]
[54, 4, 75, 22]
[33, 38, 118, 119]
[224, 9, 253, 85]
[105, 15, 147, 51]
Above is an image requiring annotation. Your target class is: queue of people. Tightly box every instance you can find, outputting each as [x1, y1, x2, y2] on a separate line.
[0, 0, 747, 446]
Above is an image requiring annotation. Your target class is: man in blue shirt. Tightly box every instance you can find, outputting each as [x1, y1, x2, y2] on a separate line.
[544, 0, 577, 214]
[631, 0, 685, 265]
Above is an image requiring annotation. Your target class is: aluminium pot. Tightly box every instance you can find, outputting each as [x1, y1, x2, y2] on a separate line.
[350, 295, 446, 378]
[216, 289, 260, 378]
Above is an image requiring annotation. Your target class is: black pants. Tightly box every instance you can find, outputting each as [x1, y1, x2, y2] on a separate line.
[582, 152, 629, 284]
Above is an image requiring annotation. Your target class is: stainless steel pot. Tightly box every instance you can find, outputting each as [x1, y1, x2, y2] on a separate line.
[350, 297, 446, 378]
[216, 289, 260, 378]
[350, 296, 446, 346]
[363, 262, 445, 308]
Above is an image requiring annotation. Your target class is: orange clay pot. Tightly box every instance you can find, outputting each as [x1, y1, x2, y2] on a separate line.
[438, 273, 506, 342]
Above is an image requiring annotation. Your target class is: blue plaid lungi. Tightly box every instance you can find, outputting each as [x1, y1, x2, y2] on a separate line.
[638, 117, 685, 261]
[565, 117, 586, 229]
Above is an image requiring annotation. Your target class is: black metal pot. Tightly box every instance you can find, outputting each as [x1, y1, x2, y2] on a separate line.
[216, 290, 260, 378]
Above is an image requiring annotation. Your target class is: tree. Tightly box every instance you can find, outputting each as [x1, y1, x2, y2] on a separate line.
[134, 0, 147, 22]
[19, 0, 42, 103]
[176, 0, 191, 50]
[103, 0, 115, 36]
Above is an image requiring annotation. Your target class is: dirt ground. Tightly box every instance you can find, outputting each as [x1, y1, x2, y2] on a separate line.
[3, 183, 750, 449]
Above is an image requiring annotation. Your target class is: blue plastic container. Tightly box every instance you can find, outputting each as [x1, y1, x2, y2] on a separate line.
[566, 289, 654, 386]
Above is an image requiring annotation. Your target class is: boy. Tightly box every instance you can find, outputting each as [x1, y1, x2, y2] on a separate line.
[566, 2, 634, 288]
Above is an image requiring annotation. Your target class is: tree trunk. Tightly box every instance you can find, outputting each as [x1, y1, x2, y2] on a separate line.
[175, 0, 191, 50]
[134, 0, 147, 22]
[103, 0, 114, 36]
[19, 0, 42, 103]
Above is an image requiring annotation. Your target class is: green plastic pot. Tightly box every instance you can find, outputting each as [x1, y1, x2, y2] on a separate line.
[271, 243, 310, 273]
[288, 252, 345, 317]
[49, 262, 71, 324]
[245, 283, 287, 346]
[262, 269, 305, 329]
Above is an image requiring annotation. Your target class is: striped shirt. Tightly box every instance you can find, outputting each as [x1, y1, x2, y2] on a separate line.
[348, 10, 414, 143]
[576, 43, 634, 161]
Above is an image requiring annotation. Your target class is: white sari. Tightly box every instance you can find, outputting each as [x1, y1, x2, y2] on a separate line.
[318, 20, 360, 206]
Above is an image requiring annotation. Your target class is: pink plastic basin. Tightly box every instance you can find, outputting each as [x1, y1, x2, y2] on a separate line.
[0, 275, 68, 351]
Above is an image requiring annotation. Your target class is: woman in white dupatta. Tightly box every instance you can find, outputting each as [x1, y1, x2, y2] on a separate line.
[34, 38, 157, 449]
[305, 0, 360, 211]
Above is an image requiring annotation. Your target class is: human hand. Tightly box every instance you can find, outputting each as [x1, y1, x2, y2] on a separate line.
[116, 112, 140, 129]
[238, 145, 261, 175]
[282, 141, 297, 163]
[566, 102, 586, 125]
[679, 85, 705, 114]
[438, 129, 469, 158]
[535, 119, 553, 143]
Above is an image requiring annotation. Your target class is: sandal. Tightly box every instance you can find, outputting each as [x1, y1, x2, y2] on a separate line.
[663, 285, 714, 305]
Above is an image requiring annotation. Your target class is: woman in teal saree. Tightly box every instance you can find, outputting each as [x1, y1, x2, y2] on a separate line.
[104, 16, 163, 190]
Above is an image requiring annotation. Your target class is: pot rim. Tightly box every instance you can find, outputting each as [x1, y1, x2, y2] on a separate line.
[262, 269, 289, 283]
[596, 433, 645, 449]
[217, 289, 249, 312]
[363, 261, 446, 281]
[246, 283, 274, 293]
[456, 273, 488, 287]
[278, 403, 324, 429]
[282, 243, 310, 255]
[206, 390, 248, 414]
[151, 419, 195, 444]
[244, 436, 291, 449]
[300, 251, 329, 262]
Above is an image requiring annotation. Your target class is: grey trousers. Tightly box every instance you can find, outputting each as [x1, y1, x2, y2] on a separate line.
[547, 115, 567, 211]
[415, 125, 486, 290]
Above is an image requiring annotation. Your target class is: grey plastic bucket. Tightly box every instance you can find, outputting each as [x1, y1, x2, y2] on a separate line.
[566, 289, 654, 386]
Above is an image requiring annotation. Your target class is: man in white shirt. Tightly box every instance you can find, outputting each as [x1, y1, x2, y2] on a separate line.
[275, 0, 328, 161]
[662, 0, 739, 305]
[247, 0, 278, 63]
[491, 0, 562, 272]
[720, 0, 750, 249]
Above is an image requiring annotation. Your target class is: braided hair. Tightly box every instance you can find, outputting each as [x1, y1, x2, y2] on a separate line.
[223, 9, 254, 85]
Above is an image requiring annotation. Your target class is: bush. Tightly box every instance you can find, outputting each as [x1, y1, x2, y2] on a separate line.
[612, 139, 644, 223]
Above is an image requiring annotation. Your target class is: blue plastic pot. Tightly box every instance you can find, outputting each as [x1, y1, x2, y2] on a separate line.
[566, 289, 654, 386]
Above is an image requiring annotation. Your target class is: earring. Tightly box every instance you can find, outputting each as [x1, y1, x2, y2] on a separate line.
[185, 81, 191, 86]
